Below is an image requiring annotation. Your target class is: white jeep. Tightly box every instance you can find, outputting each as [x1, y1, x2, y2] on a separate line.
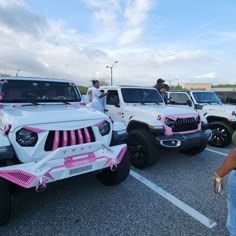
[0, 77, 130, 225]
[87, 86, 211, 169]
[167, 90, 236, 147]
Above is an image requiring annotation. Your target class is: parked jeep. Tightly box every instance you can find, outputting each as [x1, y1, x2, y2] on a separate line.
[167, 90, 236, 147]
[0, 77, 130, 225]
[88, 86, 211, 169]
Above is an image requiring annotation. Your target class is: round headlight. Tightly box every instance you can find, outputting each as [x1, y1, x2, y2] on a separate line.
[99, 121, 111, 136]
[165, 118, 175, 127]
[196, 115, 201, 124]
[16, 128, 38, 146]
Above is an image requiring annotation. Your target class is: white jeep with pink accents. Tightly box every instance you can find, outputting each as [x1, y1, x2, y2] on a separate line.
[97, 86, 212, 169]
[0, 77, 130, 225]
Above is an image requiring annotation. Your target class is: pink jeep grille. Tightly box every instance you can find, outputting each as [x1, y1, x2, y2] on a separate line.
[44, 127, 95, 151]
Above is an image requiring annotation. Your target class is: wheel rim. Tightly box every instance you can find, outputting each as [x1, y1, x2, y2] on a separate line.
[210, 125, 229, 146]
[128, 143, 146, 163]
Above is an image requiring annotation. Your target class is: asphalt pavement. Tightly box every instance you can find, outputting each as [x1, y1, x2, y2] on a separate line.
[0, 144, 234, 236]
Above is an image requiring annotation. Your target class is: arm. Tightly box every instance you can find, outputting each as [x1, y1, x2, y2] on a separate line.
[214, 148, 236, 194]
[98, 92, 108, 99]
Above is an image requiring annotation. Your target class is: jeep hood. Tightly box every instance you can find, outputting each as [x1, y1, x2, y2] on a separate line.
[202, 104, 236, 114]
[126, 104, 198, 117]
[0, 105, 107, 130]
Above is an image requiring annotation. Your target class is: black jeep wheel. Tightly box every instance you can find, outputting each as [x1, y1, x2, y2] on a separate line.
[127, 129, 158, 169]
[0, 178, 11, 226]
[97, 151, 130, 186]
[208, 121, 233, 148]
[180, 142, 207, 155]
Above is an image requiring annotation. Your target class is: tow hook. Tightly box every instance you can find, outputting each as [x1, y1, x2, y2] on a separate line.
[35, 178, 47, 192]
[110, 162, 117, 172]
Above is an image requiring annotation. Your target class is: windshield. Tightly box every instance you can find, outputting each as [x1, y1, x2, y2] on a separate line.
[192, 92, 222, 104]
[0, 79, 81, 103]
[121, 88, 164, 104]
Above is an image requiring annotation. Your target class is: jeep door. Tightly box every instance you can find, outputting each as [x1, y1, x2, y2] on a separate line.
[105, 90, 124, 122]
[168, 92, 194, 110]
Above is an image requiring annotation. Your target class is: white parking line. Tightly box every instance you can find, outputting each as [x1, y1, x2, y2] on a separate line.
[205, 148, 228, 157]
[130, 170, 217, 229]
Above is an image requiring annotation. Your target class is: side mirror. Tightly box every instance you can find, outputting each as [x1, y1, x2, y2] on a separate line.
[82, 95, 89, 104]
[186, 99, 192, 106]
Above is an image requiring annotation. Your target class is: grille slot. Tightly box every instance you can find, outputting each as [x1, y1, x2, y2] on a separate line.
[44, 127, 95, 151]
[172, 118, 198, 132]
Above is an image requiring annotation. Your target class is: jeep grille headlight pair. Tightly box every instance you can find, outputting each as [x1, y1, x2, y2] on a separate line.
[99, 121, 111, 136]
[16, 128, 38, 146]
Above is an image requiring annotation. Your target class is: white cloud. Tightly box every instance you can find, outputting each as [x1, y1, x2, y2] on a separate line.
[118, 28, 142, 45]
[0, 0, 236, 87]
[124, 0, 153, 27]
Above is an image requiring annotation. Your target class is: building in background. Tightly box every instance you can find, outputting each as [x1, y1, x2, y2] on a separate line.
[182, 83, 212, 90]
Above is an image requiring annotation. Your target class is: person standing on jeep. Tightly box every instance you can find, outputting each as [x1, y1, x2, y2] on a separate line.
[91, 80, 108, 112]
[154, 78, 167, 103]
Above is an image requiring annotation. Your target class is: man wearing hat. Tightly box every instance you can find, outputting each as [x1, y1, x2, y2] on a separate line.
[154, 78, 167, 103]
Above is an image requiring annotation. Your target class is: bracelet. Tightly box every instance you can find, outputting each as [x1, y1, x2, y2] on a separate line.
[214, 172, 222, 182]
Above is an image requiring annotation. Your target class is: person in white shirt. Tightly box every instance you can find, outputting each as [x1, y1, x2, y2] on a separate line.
[91, 80, 108, 112]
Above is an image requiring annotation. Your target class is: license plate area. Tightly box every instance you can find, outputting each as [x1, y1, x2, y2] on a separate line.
[69, 165, 92, 175]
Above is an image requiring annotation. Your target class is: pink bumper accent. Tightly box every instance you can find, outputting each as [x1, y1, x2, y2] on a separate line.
[0, 170, 36, 188]
[24, 126, 46, 133]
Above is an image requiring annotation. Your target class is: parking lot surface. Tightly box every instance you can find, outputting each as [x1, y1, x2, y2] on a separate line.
[0, 145, 233, 236]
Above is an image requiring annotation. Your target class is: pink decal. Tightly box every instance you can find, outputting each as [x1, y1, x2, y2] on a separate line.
[77, 129, 84, 144]
[52, 131, 60, 150]
[14, 105, 23, 108]
[84, 128, 91, 143]
[81, 147, 84, 150]
[24, 126, 45, 133]
[95, 120, 105, 127]
[116, 146, 127, 164]
[0, 170, 36, 188]
[63, 150, 67, 154]
[64, 153, 96, 168]
[37, 105, 43, 108]
[3, 124, 11, 135]
[72, 149, 76, 152]
[66, 103, 77, 107]
[0, 104, 3, 109]
[35, 178, 47, 192]
[62, 130, 68, 147]
[80, 102, 86, 106]
[44, 165, 64, 180]
[70, 130, 76, 145]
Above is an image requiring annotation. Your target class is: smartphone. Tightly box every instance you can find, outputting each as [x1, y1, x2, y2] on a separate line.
[217, 183, 223, 194]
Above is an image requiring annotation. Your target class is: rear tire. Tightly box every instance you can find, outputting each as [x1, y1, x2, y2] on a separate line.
[127, 129, 158, 169]
[208, 121, 233, 147]
[97, 151, 130, 186]
[180, 142, 207, 155]
[0, 178, 11, 226]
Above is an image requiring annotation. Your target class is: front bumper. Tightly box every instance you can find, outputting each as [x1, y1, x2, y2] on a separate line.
[155, 129, 212, 149]
[0, 143, 127, 189]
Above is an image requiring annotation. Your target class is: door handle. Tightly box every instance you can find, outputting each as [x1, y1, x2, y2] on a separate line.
[104, 109, 108, 112]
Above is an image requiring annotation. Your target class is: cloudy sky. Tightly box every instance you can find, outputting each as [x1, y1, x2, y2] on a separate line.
[0, 0, 236, 86]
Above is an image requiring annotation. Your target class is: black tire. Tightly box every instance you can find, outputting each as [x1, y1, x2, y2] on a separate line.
[0, 178, 11, 226]
[127, 129, 158, 169]
[208, 121, 233, 147]
[180, 142, 207, 155]
[97, 151, 130, 186]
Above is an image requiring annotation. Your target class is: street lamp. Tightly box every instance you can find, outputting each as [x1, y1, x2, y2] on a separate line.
[106, 61, 118, 85]
[167, 79, 179, 87]
[16, 69, 20, 77]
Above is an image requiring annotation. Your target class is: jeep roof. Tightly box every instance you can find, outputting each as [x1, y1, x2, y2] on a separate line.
[0, 76, 75, 84]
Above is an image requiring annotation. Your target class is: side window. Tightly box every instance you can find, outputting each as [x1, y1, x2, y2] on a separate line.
[170, 93, 189, 105]
[107, 90, 120, 106]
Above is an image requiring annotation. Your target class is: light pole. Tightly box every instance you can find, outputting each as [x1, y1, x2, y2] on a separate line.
[16, 69, 20, 77]
[106, 61, 118, 85]
[167, 79, 179, 87]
